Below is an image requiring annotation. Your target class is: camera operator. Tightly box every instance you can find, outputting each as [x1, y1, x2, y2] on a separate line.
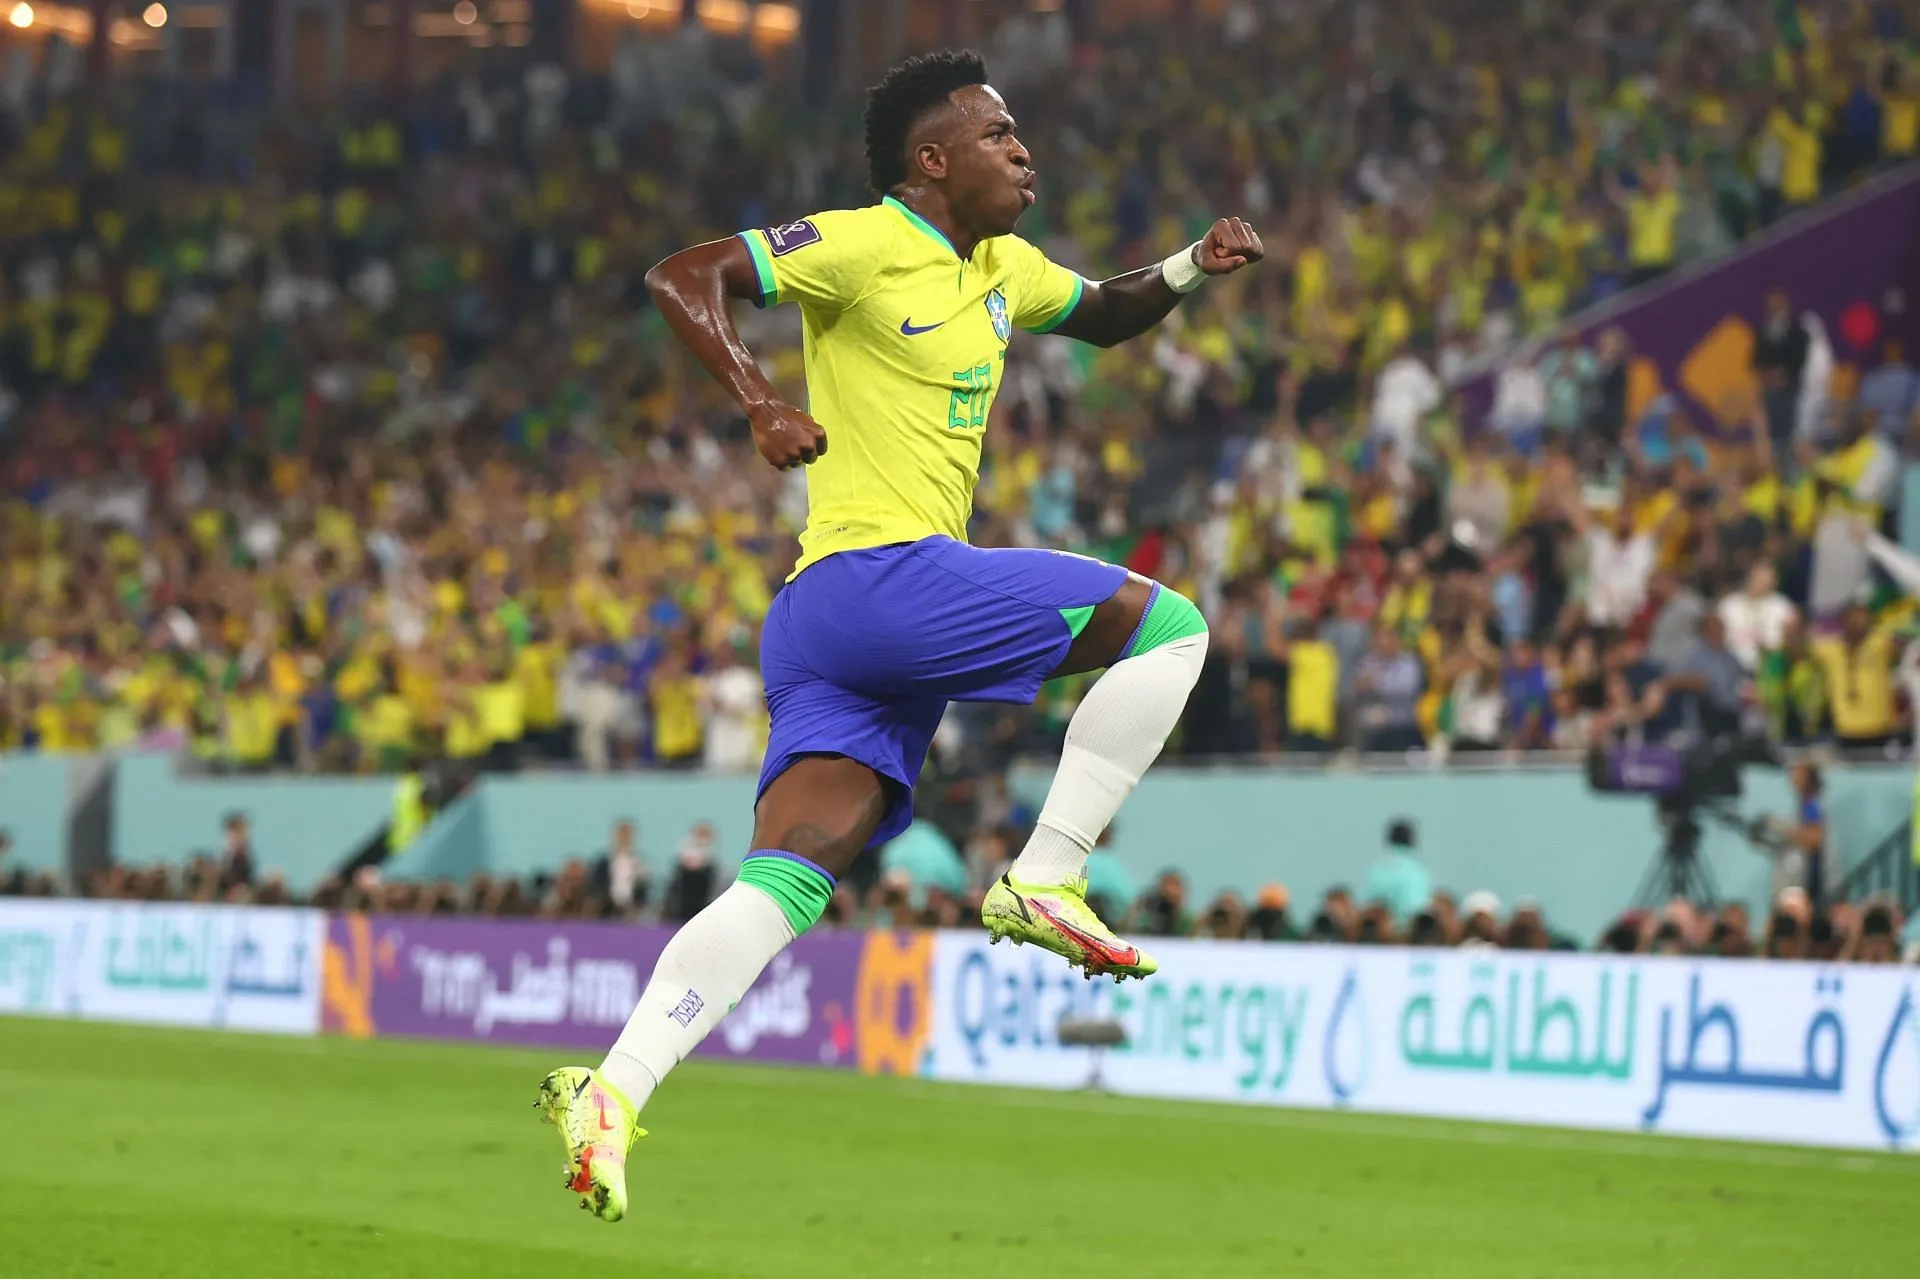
[1760, 760, 1828, 900]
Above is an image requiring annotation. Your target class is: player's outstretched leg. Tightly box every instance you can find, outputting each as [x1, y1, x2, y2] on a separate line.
[982, 578, 1207, 981]
[537, 756, 883, 1222]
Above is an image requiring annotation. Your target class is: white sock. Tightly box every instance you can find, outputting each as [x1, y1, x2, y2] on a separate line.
[1010, 630, 1208, 887]
[599, 881, 796, 1111]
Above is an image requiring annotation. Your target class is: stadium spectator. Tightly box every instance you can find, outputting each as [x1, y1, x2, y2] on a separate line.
[1500, 899, 1556, 951]
[879, 820, 968, 909]
[1353, 626, 1425, 753]
[1754, 290, 1812, 459]
[1765, 887, 1816, 960]
[1577, 499, 1664, 630]
[1281, 617, 1340, 752]
[1856, 901, 1905, 963]
[1369, 342, 1442, 460]
[1197, 891, 1249, 941]
[1663, 614, 1751, 740]
[1459, 891, 1504, 947]
[1718, 562, 1797, 673]
[1610, 155, 1684, 288]
[661, 824, 719, 923]
[1362, 818, 1431, 926]
[218, 813, 256, 895]
[1246, 884, 1300, 942]
[593, 818, 651, 919]
[1644, 571, 1710, 675]
[1812, 604, 1901, 752]
[1306, 887, 1358, 944]
[1856, 340, 1920, 433]
[540, 858, 602, 919]
[700, 640, 765, 771]
[1132, 870, 1193, 939]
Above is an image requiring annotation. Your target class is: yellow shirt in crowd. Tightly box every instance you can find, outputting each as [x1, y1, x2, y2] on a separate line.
[1812, 630, 1896, 740]
[1625, 189, 1680, 268]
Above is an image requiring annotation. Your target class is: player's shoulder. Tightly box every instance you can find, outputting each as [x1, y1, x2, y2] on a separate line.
[980, 232, 1047, 269]
[753, 204, 897, 257]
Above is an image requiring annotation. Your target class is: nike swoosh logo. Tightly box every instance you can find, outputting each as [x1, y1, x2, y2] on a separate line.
[900, 318, 942, 336]
[1001, 874, 1032, 924]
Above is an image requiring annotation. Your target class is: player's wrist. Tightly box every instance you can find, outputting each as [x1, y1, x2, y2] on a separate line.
[1161, 241, 1207, 295]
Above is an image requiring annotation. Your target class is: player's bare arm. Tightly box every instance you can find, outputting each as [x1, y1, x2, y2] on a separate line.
[1050, 216, 1266, 348]
[643, 240, 828, 470]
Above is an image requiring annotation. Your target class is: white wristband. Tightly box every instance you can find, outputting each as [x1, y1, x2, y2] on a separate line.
[1161, 241, 1207, 295]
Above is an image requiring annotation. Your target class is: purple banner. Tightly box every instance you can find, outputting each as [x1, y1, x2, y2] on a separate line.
[320, 913, 865, 1068]
[1461, 167, 1920, 426]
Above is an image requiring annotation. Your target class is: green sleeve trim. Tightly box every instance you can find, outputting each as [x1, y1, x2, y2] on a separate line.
[738, 231, 780, 308]
[737, 853, 834, 935]
[1123, 585, 1207, 658]
[1058, 603, 1097, 639]
[1023, 274, 1085, 334]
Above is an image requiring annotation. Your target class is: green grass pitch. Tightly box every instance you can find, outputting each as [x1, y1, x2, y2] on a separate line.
[1, 1017, 1912, 1277]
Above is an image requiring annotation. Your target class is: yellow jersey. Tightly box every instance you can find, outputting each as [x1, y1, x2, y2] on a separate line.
[1625, 188, 1679, 268]
[739, 197, 1084, 575]
[1286, 640, 1339, 739]
[652, 674, 704, 761]
[1812, 630, 1896, 740]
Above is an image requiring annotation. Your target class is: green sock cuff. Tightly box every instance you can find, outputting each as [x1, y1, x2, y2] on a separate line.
[1123, 584, 1208, 658]
[737, 853, 836, 935]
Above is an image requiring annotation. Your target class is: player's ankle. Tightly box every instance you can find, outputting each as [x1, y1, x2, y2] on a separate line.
[598, 1053, 660, 1114]
[1008, 822, 1088, 887]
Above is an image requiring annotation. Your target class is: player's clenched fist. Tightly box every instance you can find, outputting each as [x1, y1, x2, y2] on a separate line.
[748, 401, 829, 470]
[1197, 217, 1264, 275]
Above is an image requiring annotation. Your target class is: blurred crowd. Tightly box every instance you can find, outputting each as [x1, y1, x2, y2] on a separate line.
[5, 1, 1920, 778]
[9, 806, 1912, 962]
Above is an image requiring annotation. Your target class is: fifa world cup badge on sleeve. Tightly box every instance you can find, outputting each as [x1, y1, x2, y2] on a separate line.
[765, 221, 822, 255]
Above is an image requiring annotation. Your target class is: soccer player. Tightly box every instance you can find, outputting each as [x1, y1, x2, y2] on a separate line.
[537, 49, 1262, 1219]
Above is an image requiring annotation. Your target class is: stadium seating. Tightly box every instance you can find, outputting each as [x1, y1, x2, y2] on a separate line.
[4, 1, 1919, 957]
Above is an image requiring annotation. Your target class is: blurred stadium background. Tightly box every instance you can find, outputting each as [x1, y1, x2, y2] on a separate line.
[1, 1, 1918, 1275]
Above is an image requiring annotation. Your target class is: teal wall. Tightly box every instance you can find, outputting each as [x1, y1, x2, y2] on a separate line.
[380, 763, 1914, 944]
[110, 754, 392, 893]
[386, 772, 754, 884]
[1005, 765, 1907, 942]
[0, 754, 71, 875]
[7, 752, 1912, 940]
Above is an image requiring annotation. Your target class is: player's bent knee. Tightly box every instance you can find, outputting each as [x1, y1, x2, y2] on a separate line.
[736, 853, 835, 936]
[1125, 583, 1209, 662]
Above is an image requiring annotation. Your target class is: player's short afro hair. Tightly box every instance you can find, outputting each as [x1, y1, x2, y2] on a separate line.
[863, 49, 990, 195]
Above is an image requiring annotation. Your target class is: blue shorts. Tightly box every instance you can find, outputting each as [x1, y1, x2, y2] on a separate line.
[756, 537, 1129, 845]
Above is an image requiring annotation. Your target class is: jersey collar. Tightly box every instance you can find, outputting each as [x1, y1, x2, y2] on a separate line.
[884, 195, 961, 261]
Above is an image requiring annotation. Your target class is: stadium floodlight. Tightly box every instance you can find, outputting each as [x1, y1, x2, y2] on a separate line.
[1056, 1015, 1128, 1093]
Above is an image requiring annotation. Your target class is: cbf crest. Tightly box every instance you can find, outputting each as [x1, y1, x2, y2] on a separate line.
[984, 288, 1011, 343]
